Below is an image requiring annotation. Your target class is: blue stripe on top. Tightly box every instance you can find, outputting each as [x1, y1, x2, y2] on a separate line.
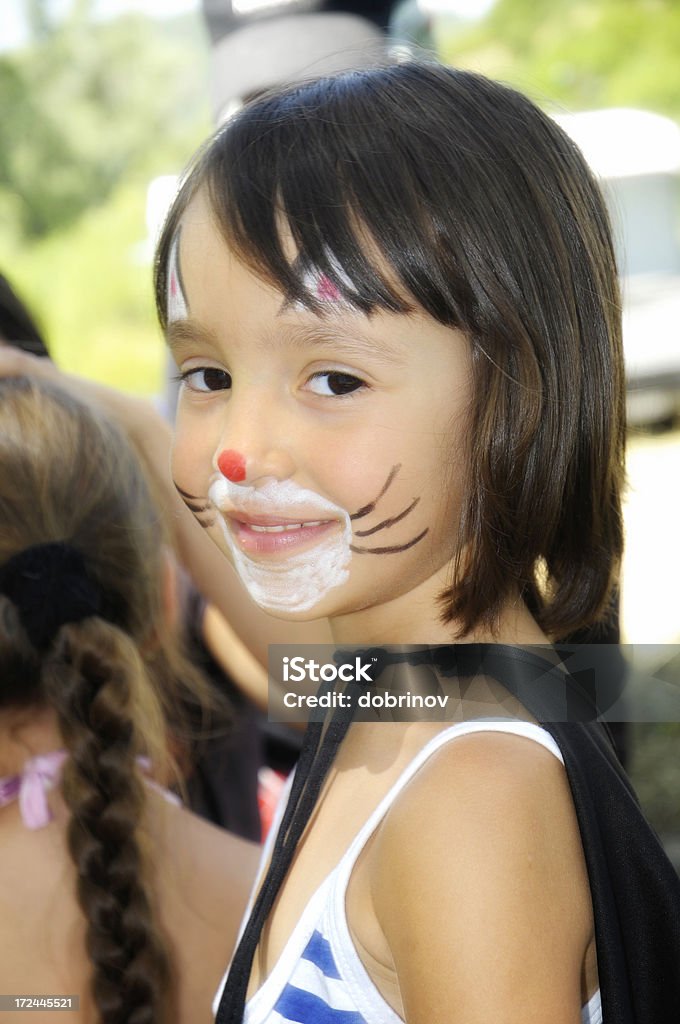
[301, 930, 342, 979]
[275, 985, 366, 1024]
[271, 929, 368, 1024]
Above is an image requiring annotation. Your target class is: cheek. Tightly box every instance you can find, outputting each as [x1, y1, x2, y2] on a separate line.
[170, 434, 192, 490]
[327, 428, 404, 497]
[337, 456, 387, 509]
[427, 438, 469, 563]
[171, 409, 214, 493]
[172, 427, 236, 561]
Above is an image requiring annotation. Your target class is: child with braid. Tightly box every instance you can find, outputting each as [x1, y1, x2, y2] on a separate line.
[0, 377, 258, 1022]
[154, 61, 680, 1023]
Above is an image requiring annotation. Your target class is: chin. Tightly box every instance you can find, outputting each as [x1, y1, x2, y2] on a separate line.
[248, 590, 337, 621]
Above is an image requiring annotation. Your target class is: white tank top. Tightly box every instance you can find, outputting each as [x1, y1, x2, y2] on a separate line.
[215, 720, 603, 1024]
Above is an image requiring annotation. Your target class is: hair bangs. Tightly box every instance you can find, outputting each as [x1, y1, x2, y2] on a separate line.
[201, 74, 470, 323]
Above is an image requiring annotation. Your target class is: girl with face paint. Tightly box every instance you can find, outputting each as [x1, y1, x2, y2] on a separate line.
[155, 63, 679, 1024]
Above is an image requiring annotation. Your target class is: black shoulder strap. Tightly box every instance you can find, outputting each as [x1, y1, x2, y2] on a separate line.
[545, 720, 680, 1024]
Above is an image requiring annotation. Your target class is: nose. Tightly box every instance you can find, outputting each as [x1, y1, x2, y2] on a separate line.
[217, 449, 246, 482]
[213, 391, 296, 487]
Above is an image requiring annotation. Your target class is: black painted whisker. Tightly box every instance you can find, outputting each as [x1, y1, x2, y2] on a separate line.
[182, 498, 212, 515]
[350, 464, 401, 521]
[194, 517, 215, 530]
[351, 527, 429, 555]
[174, 483, 207, 504]
[354, 497, 420, 537]
[174, 482, 211, 512]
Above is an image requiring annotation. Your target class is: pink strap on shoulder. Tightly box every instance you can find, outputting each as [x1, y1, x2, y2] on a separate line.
[0, 750, 180, 830]
[0, 750, 67, 830]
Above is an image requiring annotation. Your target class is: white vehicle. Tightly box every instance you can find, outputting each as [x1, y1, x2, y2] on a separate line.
[555, 108, 680, 426]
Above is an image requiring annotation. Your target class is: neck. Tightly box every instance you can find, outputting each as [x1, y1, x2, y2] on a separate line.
[0, 707, 63, 777]
[329, 581, 548, 648]
[327, 585, 548, 647]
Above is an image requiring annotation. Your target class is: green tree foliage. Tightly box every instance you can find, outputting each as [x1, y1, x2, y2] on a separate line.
[0, 0, 211, 238]
[0, 0, 211, 391]
[8, 180, 167, 394]
[438, 0, 680, 119]
[5, 0, 680, 394]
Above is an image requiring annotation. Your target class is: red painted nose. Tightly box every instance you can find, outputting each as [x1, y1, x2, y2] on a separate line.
[217, 449, 246, 483]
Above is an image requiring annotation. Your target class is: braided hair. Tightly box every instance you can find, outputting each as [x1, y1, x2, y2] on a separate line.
[0, 377, 210, 1023]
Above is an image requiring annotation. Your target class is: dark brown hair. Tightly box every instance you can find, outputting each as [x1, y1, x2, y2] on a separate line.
[155, 61, 625, 640]
[0, 378, 216, 1023]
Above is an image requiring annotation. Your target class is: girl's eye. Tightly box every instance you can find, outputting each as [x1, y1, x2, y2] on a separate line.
[306, 371, 366, 397]
[181, 367, 232, 393]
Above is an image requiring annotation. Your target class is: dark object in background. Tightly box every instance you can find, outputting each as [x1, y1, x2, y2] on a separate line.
[319, 0, 394, 29]
[202, 0, 395, 43]
[169, 578, 265, 841]
[0, 274, 50, 356]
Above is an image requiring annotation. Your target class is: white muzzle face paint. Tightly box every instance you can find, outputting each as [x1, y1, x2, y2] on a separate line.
[208, 477, 352, 613]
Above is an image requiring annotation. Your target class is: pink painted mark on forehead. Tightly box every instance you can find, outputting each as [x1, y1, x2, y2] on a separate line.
[296, 250, 356, 309]
[218, 449, 246, 483]
[315, 274, 342, 303]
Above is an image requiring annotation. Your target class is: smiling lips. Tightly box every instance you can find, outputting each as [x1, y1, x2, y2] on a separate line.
[207, 475, 353, 614]
[227, 514, 336, 555]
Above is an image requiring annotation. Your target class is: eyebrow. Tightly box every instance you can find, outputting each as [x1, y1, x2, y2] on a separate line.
[166, 316, 408, 366]
[274, 321, 408, 365]
[165, 318, 220, 355]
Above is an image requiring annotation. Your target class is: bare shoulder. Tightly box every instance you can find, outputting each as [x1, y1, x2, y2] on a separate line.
[369, 728, 594, 1024]
[153, 797, 260, 911]
[148, 797, 260, 1021]
[385, 726, 579, 841]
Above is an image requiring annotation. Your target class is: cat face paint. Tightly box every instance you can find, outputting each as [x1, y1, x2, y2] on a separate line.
[207, 476, 352, 613]
[176, 462, 428, 615]
[296, 250, 358, 310]
[170, 191, 472, 634]
[167, 229, 188, 323]
[217, 449, 246, 483]
[349, 464, 428, 554]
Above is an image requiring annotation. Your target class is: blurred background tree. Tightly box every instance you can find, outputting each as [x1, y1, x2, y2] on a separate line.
[0, 0, 211, 390]
[437, 0, 680, 120]
[3, 0, 680, 391]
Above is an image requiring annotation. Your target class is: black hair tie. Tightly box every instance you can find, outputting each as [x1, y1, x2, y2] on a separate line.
[0, 541, 110, 650]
